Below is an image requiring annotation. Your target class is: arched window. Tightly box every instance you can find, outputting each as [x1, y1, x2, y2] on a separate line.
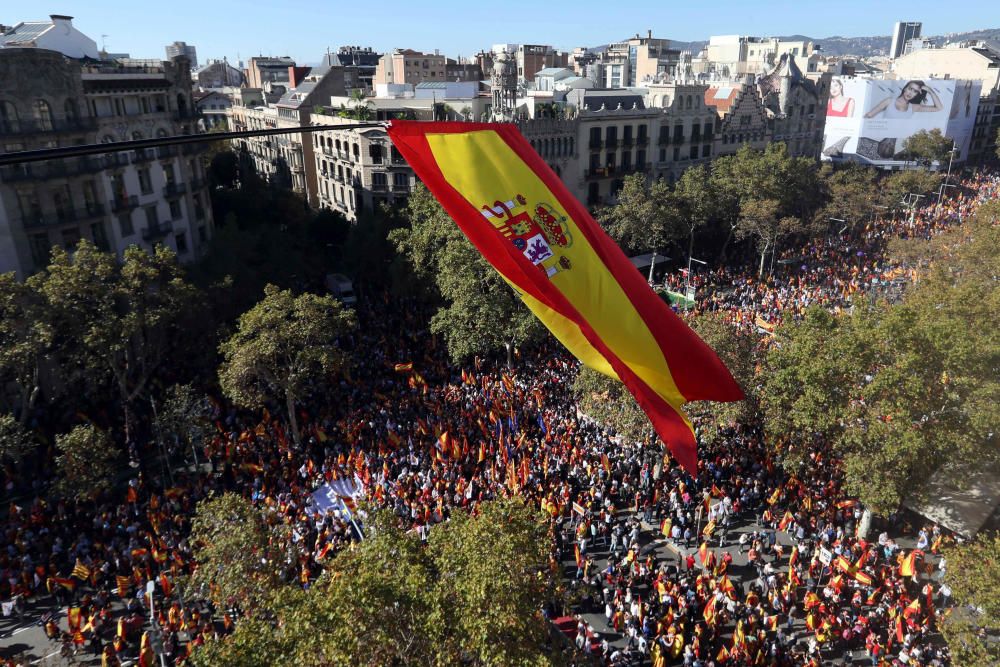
[0, 101, 18, 133]
[33, 99, 53, 130]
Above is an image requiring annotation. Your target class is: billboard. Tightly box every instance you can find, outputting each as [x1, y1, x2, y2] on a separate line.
[821, 77, 980, 167]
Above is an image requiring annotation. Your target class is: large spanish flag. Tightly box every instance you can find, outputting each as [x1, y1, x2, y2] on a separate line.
[387, 121, 743, 473]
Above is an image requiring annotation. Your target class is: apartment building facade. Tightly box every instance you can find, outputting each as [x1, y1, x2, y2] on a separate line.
[0, 47, 213, 278]
[309, 115, 416, 221]
[374, 50, 448, 86]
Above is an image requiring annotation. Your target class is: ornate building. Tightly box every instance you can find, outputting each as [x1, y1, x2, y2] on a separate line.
[490, 50, 518, 121]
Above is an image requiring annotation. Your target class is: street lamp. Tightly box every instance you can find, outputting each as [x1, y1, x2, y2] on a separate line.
[686, 256, 706, 296]
[934, 141, 959, 215]
[901, 193, 926, 226]
[828, 217, 847, 235]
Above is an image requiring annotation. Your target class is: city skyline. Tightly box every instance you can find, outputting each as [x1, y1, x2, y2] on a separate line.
[4, 0, 999, 65]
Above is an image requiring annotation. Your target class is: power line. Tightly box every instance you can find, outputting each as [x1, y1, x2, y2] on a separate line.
[0, 122, 387, 166]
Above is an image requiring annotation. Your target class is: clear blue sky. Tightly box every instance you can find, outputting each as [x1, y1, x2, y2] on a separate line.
[8, 1, 999, 64]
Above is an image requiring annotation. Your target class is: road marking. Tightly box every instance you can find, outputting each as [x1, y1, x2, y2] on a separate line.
[31, 649, 60, 665]
[11, 625, 33, 635]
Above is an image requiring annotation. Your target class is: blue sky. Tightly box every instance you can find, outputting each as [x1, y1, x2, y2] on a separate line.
[8, 1, 999, 64]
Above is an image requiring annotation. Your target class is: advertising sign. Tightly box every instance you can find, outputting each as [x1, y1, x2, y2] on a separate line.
[821, 77, 980, 167]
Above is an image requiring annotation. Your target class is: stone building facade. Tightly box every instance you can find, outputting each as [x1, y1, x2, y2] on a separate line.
[0, 48, 213, 278]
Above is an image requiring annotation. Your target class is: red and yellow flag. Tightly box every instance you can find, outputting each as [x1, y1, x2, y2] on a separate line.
[387, 121, 743, 472]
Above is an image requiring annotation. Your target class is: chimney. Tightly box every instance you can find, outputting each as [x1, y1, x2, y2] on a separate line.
[648, 29, 652, 39]
[50, 14, 74, 25]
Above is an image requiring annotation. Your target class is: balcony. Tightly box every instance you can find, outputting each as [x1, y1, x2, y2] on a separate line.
[589, 139, 603, 150]
[322, 147, 334, 157]
[371, 183, 388, 192]
[110, 195, 140, 213]
[636, 136, 649, 146]
[163, 182, 187, 198]
[673, 135, 686, 144]
[142, 222, 173, 241]
[189, 176, 206, 191]
[605, 138, 618, 149]
[156, 146, 179, 159]
[0, 117, 97, 136]
[0, 154, 130, 182]
[585, 167, 614, 178]
[622, 137, 634, 148]
[21, 204, 105, 230]
[658, 135, 670, 146]
[392, 183, 410, 193]
[390, 155, 407, 166]
[132, 148, 156, 164]
[174, 110, 201, 122]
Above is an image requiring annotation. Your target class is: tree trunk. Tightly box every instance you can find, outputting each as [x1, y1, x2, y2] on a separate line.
[504, 341, 514, 369]
[758, 242, 769, 279]
[718, 226, 735, 264]
[285, 392, 301, 446]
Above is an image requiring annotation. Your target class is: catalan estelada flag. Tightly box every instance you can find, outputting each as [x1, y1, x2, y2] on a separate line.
[387, 121, 742, 473]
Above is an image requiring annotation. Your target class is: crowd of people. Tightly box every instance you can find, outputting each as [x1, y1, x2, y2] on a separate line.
[0, 167, 995, 666]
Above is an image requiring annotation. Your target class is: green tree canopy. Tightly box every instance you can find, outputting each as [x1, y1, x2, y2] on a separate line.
[191, 498, 558, 667]
[218, 284, 357, 443]
[901, 128, 955, 165]
[54, 424, 118, 500]
[389, 184, 545, 366]
[188, 493, 301, 614]
[762, 207, 1000, 513]
[940, 532, 1000, 667]
[0, 272, 53, 422]
[31, 241, 203, 444]
[0, 413, 32, 463]
[572, 366, 650, 445]
[597, 173, 675, 255]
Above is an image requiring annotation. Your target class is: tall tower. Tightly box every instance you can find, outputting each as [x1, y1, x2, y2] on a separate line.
[890, 22, 921, 59]
[490, 49, 517, 121]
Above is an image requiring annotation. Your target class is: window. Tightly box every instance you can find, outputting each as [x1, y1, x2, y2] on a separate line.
[637, 150, 646, 168]
[393, 172, 408, 188]
[61, 228, 81, 249]
[621, 151, 631, 171]
[659, 148, 666, 162]
[91, 223, 109, 251]
[673, 147, 680, 161]
[119, 213, 134, 237]
[589, 127, 601, 148]
[198, 226, 207, 243]
[194, 194, 204, 220]
[163, 163, 176, 186]
[169, 199, 182, 220]
[369, 143, 384, 164]
[702, 144, 711, 158]
[673, 124, 683, 142]
[138, 169, 153, 194]
[29, 233, 51, 266]
[689, 145, 698, 160]
[145, 206, 159, 228]
[0, 100, 18, 132]
[175, 232, 188, 253]
[372, 172, 388, 188]
[33, 100, 53, 130]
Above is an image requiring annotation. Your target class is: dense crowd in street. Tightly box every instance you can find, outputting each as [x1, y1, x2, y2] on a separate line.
[0, 168, 996, 666]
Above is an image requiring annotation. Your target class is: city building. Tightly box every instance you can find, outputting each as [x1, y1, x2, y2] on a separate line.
[309, 115, 416, 221]
[704, 78, 770, 157]
[0, 48, 213, 278]
[165, 41, 198, 69]
[893, 42, 1000, 159]
[757, 55, 830, 159]
[516, 44, 569, 83]
[890, 21, 922, 60]
[0, 14, 99, 59]
[195, 59, 245, 88]
[320, 47, 380, 91]
[373, 49, 447, 86]
[194, 90, 232, 130]
[245, 56, 296, 90]
[603, 32, 681, 87]
[705, 35, 815, 77]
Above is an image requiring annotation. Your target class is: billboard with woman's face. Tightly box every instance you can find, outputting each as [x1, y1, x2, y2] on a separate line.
[821, 77, 980, 166]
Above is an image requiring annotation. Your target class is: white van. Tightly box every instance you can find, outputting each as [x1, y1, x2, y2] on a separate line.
[324, 273, 357, 305]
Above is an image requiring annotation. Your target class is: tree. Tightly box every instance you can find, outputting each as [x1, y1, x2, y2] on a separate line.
[33, 242, 203, 446]
[389, 185, 544, 366]
[940, 532, 1000, 666]
[192, 499, 558, 667]
[901, 128, 954, 166]
[683, 313, 760, 443]
[188, 493, 300, 613]
[995, 126, 1000, 159]
[572, 366, 650, 445]
[154, 383, 212, 466]
[670, 165, 717, 264]
[0, 413, 31, 463]
[763, 207, 1000, 513]
[734, 199, 801, 278]
[0, 272, 52, 422]
[54, 425, 118, 500]
[208, 149, 240, 189]
[816, 163, 880, 233]
[218, 285, 357, 443]
[597, 173, 674, 255]
[879, 169, 943, 210]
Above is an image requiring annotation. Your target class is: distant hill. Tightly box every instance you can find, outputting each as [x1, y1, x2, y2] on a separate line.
[636, 28, 1000, 58]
